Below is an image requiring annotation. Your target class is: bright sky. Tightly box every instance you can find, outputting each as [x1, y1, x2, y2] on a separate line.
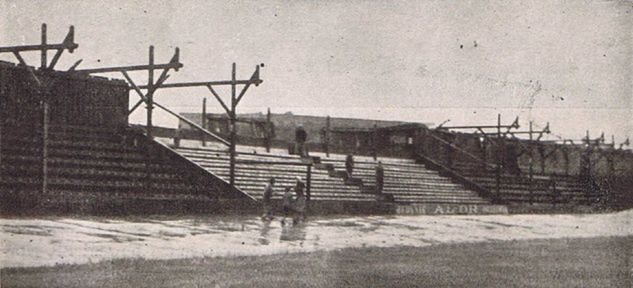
[1, 0, 631, 144]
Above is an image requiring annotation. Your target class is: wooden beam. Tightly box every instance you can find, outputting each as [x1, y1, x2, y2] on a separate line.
[121, 71, 146, 100]
[206, 85, 231, 115]
[235, 65, 260, 105]
[12, 51, 26, 66]
[40, 23, 47, 69]
[138, 78, 262, 89]
[153, 101, 230, 146]
[75, 62, 182, 74]
[128, 99, 144, 115]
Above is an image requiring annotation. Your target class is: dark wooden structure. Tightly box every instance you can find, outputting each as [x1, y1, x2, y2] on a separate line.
[0, 61, 129, 131]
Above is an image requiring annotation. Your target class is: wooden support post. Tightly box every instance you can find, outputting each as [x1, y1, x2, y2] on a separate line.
[146, 46, 155, 188]
[201, 97, 207, 146]
[325, 115, 330, 157]
[42, 101, 49, 194]
[495, 114, 501, 202]
[146, 46, 155, 140]
[306, 165, 312, 201]
[40, 24, 47, 69]
[528, 121, 534, 205]
[265, 107, 271, 152]
[229, 63, 237, 187]
[372, 124, 378, 160]
[584, 130, 591, 178]
[481, 134, 487, 171]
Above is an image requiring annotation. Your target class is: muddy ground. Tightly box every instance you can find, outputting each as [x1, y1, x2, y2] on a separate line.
[1, 210, 631, 268]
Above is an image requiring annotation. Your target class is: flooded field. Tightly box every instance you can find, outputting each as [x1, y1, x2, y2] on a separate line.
[1, 211, 631, 268]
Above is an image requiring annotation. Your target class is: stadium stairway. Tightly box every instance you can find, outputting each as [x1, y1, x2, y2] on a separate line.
[167, 145, 384, 214]
[314, 154, 491, 205]
[165, 140, 495, 214]
[0, 125, 254, 215]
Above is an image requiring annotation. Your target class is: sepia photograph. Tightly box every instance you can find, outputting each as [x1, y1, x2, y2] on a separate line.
[0, 0, 631, 287]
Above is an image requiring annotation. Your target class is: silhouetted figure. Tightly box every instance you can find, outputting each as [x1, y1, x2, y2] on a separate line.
[345, 154, 354, 178]
[261, 177, 275, 220]
[294, 124, 308, 157]
[296, 125, 307, 143]
[173, 127, 182, 147]
[293, 176, 307, 223]
[280, 186, 293, 225]
[375, 161, 384, 194]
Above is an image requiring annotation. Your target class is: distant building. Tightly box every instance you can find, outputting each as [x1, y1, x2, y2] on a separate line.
[179, 111, 432, 156]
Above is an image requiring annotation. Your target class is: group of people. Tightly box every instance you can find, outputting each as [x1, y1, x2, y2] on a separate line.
[262, 176, 307, 225]
[262, 125, 386, 223]
[346, 154, 385, 194]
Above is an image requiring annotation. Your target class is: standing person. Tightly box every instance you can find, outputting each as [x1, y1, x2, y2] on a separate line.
[261, 177, 275, 220]
[173, 127, 182, 148]
[280, 186, 293, 225]
[295, 124, 308, 157]
[375, 161, 384, 194]
[345, 154, 354, 178]
[293, 176, 307, 224]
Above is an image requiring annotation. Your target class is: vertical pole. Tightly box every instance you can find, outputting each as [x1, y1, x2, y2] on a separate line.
[201, 97, 207, 146]
[528, 121, 534, 205]
[41, 24, 47, 69]
[372, 124, 378, 160]
[585, 130, 591, 176]
[495, 114, 503, 200]
[495, 114, 501, 202]
[306, 165, 312, 201]
[481, 136, 487, 171]
[146, 46, 155, 140]
[265, 107, 271, 152]
[146, 46, 155, 189]
[42, 101, 49, 194]
[608, 136, 615, 174]
[325, 115, 330, 157]
[611, 135, 615, 148]
[229, 63, 237, 187]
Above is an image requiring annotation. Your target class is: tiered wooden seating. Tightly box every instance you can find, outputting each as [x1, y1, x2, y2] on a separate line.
[170, 140, 490, 206]
[314, 153, 490, 205]
[451, 159, 595, 204]
[0, 125, 237, 213]
[172, 146, 378, 203]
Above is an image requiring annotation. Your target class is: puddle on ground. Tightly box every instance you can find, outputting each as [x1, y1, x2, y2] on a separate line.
[1, 225, 53, 237]
[82, 232, 145, 243]
[0, 210, 631, 268]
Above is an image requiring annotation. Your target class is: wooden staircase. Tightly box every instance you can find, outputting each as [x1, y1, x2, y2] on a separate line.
[316, 153, 490, 205]
[166, 141, 493, 213]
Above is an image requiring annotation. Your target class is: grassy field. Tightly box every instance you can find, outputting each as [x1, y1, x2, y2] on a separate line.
[2, 236, 631, 288]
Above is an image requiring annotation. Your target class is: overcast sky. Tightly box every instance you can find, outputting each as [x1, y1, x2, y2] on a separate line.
[1, 0, 631, 144]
